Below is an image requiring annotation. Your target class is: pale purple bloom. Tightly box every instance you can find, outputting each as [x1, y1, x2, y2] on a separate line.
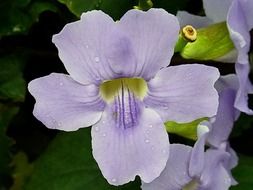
[177, 0, 253, 115]
[207, 74, 240, 148]
[28, 9, 220, 185]
[142, 125, 237, 190]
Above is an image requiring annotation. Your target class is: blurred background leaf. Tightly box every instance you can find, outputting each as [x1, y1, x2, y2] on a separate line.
[0, 55, 26, 102]
[0, 0, 58, 37]
[0, 104, 20, 189]
[58, 0, 135, 19]
[231, 154, 253, 190]
[153, 0, 190, 14]
[0, 53, 27, 188]
[10, 152, 34, 190]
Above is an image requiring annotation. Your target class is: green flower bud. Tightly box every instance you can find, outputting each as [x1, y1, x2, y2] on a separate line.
[180, 22, 235, 61]
[165, 118, 207, 140]
[175, 25, 197, 52]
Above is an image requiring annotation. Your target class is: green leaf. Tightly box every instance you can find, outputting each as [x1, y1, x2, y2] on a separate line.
[231, 155, 253, 190]
[180, 22, 235, 61]
[0, 55, 26, 102]
[165, 118, 207, 140]
[0, 53, 27, 188]
[0, 103, 19, 188]
[58, 0, 134, 19]
[153, 0, 190, 14]
[134, 0, 153, 11]
[10, 152, 34, 190]
[24, 128, 141, 190]
[231, 113, 253, 138]
[0, 0, 58, 36]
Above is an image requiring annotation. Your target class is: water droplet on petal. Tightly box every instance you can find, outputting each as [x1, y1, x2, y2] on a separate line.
[85, 45, 89, 48]
[162, 149, 167, 154]
[224, 177, 231, 185]
[102, 133, 106, 137]
[112, 178, 117, 183]
[94, 56, 100, 62]
[163, 105, 169, 110]
[102, 121, 105, 124]
[94, 76, 100, 82]
[59, 82, 63, 86]
[148, 125, 153, 128]
[151, 146, 155, 150]
[95, 126, 99, 131]
[145, 139, 150, 143]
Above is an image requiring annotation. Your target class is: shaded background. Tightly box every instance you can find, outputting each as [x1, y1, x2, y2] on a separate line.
[0, 0, 252, 189]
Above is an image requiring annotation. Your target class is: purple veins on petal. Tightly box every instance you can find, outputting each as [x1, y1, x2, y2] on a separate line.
[113, 85, 140, 129]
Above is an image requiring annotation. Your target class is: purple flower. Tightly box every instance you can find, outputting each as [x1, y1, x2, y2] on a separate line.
[142, 125, 237, 190]
[28, 9, 219, 185]
[177, 0, 253, 115]
[207, 74, 240, 148]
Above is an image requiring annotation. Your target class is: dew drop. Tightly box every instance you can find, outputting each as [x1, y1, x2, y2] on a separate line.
[94, 56, 100, 62]
[224, 177, 231, 185]
[112, 178, 117, 183]
[145, 139, 150, 143]
[102, 121, 105, 124]
[95, 126, 99, 132]
[148, 125, 153, 128]
[163, 105, 169, 110]
[59, 82, 63, 86]
[94, 76, 100, 82]
[102, 133, 106, 137]
[162, 149, 167, 154]
[151, 146, 155, 150]
[85, 45, 89, 48]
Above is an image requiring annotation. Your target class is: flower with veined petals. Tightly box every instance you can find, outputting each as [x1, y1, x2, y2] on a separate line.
[177, 0, 253, 115]
[28, 9, 219, 185]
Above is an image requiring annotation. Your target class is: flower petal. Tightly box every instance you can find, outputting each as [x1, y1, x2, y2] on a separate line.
[141, 144, 192, 190]
[28, 73, 104, 131]
[176, 11, 213, 28]
[52, 11, 137, 85]
[119, 8, 180, 80]
[207, 88, 237, 147]
[227, 0, 253, 114]
[203, 0, 233, 22]
[239, 0, 253, 29]
[200, 149, 232, 190]
[91, 102, 169, 185]
[189, 124, 209, 178]
[144, 64, 220, 123]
